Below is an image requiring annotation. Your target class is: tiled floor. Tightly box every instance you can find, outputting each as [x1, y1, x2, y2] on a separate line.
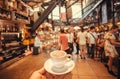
[0, 52, 117, 79]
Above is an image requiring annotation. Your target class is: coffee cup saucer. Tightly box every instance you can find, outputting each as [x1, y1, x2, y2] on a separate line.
[44, 58, 75, 75]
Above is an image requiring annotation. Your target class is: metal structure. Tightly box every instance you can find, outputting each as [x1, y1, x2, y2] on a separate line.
[30, 0, 60, 33]
[29, 0, 104, 33]
[70, 0, 103, 24]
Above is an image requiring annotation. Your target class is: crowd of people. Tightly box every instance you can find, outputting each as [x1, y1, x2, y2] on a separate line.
[58, 25, 120, 77]
[32, 24, 120, 79]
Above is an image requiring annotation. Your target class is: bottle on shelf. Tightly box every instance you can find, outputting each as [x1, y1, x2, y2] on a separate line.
[6, 11, 11, 19]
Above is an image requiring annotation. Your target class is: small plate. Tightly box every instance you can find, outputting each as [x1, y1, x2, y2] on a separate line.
[44, 59, 75, 75]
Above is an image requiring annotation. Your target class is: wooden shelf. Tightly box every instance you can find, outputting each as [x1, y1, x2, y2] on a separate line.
[0, 0, 29, 63]
[0, 8, 11, 20]
[0, 0, 29, 23]
[16, 10, 28, 17]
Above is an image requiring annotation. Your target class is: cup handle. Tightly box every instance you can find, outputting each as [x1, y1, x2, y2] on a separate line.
[66, 54, 72, 61]
[66, 54, 73, 67]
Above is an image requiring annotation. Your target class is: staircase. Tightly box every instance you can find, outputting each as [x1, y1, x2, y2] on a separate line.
[70, 0, 103, 23]
[30, 0, 60, 33]
[82, 0, 103, 20]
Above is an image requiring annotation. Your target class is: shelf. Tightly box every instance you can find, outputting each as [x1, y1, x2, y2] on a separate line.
[0, 7, 29, 24]
[1, 45, 26, 61]
[0, 19, 29, 26]
[0, 8, 11, 20]
[1, 32, 20, 34]
[0, 0, 29, 63]
[14, 12, 30, 24]
[13, 20, 30, 24]
[16, 11, 28, 17]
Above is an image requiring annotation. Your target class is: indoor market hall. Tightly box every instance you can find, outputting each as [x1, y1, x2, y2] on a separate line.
[0, 0, 120, 79]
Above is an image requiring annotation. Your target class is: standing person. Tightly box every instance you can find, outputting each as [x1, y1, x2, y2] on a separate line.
[73, 29, 79, 56]
[33, 32, 44, 55]
[87, 26, 98, 59]
[67, 27, 74, 54]
[59, 28, 70, 54]
[104, 25, 120, 76]
[96, 33, 105, 61]
[77, 27, 87, 59]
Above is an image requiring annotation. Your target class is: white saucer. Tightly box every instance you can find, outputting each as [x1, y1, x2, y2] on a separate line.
[44, 59, 75, 75]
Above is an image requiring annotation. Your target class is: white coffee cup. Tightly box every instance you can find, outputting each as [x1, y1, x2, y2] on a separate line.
[50, 50, 72, 69]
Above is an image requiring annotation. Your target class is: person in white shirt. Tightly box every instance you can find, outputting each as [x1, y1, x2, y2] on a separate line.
[77, 28, 87, 59]
[73, 29, 80, 56]
[33, 32, 44, 54]
[67, 27, 74, 54]
[87, 26, 98, 59]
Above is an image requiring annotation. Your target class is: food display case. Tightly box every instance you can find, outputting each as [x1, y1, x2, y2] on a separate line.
[40, 31, 59, 53]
